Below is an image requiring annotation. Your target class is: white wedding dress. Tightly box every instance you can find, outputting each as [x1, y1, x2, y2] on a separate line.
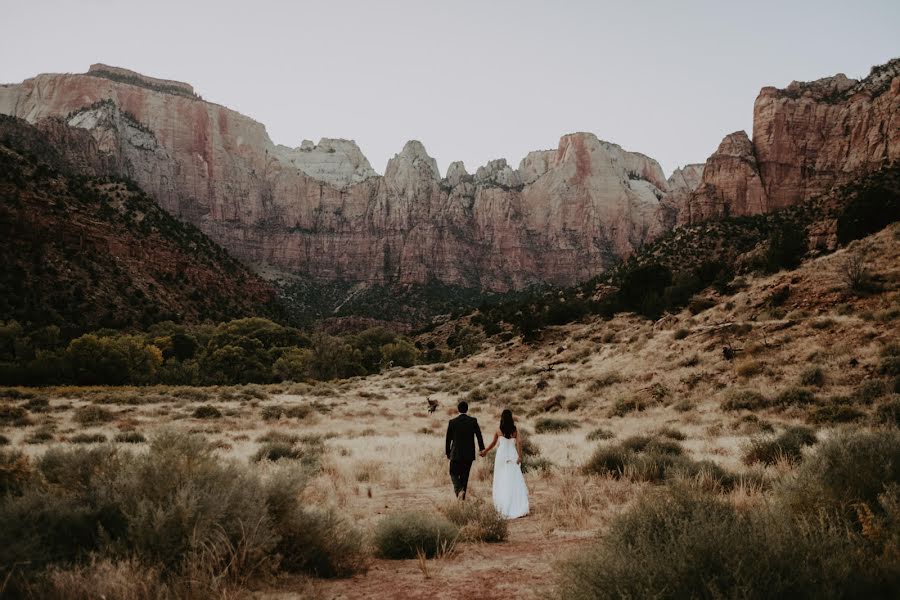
[492, 436, 529, 519]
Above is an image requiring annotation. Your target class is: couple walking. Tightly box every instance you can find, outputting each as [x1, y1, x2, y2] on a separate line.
[445, 401, 529, 519]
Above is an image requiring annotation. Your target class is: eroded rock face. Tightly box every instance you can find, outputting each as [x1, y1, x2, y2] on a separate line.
[677, 58, 900, 225]
[0, 66, 676, 291]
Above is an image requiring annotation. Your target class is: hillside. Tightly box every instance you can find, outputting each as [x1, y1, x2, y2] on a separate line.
[0, 116, 283, 335]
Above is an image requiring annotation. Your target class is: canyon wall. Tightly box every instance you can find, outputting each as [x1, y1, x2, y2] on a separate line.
[678, 59, 899, 224]
[1, 59, 896, 292]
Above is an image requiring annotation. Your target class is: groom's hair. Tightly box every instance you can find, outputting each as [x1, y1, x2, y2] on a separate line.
[457, 401, 468, 414]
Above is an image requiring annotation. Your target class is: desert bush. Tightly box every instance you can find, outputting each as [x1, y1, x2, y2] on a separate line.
[586, 427, 615, 441]
[588, 372, 622, 391]
[23, 397, 50, 413]
[442, 500, 508, 543]
[840, 250, 872, 293]
[722, 389, 770, 411]
[743, 426, 817, 465]
[655, 426, 686, 441]
[373, 511, 459, 559]
[25, 428, 55, 444]
[673, 327, 690, 340]
[0, 448, 32, 495]
[0, 404, 29, 426]
[191, 404, 222, 419]
[855, 380, 889, 404]
[608, 394, 648, 417]
[584, 437, 736, 490]
[875, 397, 900, 426]
[534, 417, 577, 433]
[687, 297, 716, 315]
[735, 360, 764, 378]
[271, 502, 366, 578]
[778, 428, 900, 521]
[809, 401, 864, 424]
[799, 366, 826, 387]
[69, 433, 107, 444]
[73, 405, 113, 425]
[0, 434, 8, 446]
[556, 486, 894, 600]
[774, 387, 817, 409]
[114, 431, 146, 444]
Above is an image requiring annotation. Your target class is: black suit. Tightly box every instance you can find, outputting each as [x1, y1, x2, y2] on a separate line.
[445, 413, 485, 498]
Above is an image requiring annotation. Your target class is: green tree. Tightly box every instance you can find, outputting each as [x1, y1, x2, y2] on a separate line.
[273, 348, 313, 381]
[380, 339, 418, 369]
[308, 333, 364, 380]
[65, 334, 129, 385]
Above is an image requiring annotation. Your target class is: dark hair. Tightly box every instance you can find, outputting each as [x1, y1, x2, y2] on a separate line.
[499, 409, 516, 438]
[458, 401, 468, 414]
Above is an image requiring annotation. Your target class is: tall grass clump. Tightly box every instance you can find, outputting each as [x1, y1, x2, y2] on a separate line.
[373, 511, 459, 559]
[743, 426, 817, 466]
[441, 500, 508, 543]
[583, 436, 737, 490]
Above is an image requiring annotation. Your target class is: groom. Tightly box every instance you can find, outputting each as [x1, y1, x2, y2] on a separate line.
[445, 401, 485, 500]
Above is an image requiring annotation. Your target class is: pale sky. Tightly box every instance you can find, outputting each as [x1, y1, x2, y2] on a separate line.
[2, 0, 898, 177]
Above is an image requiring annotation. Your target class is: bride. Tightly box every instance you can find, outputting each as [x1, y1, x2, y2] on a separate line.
[479, 409, 529, 519]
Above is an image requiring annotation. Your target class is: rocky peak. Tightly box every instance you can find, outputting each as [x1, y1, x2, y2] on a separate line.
[474, 158, 522, 188]
[711, 131, 756, 163]
[667, 164, 705, 192]
[386, 140, 439, 180]
[517, 149, 555, 185]
[277, 138, 377, 188]
[445, 161, 470, 187]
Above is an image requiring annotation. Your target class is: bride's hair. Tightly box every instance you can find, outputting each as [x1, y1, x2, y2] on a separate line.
[499, 409, 516, 438]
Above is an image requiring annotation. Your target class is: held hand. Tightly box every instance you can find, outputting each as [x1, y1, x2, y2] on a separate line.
[479, 450, 486, 457]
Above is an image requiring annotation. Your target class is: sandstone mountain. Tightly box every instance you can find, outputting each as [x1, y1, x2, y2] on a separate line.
[0, 59, 897, 322]
[676, 58, 900, 225]
[0, 64, 689, 294]
[0, 115, 281, 333]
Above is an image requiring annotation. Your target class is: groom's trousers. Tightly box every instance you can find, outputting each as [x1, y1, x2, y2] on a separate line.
[449, 459, 473, 498]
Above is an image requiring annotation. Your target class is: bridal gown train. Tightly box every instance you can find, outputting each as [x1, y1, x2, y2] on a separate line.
[492, 436, 529, 519]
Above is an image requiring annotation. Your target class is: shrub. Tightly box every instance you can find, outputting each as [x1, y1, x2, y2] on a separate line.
[584, 437, 736, 489]
[442, 500, 508, 543]
[672, 327, 690, 340]
[588, 372, 621, 390]
[743, 426, 817, 465]
[253, 442, 303, 463]
[0, 404, 29, 426]
[875, 397, 900, 426]
[73, 405, 113, 425]
[191, 405, 222, 419]
[272, 504, 366, 577]
[799, 366, 825, 387]
[655, 426, 686, 441]
[687, 297, 716, 315]
[855, 380, 888, 404]
[373, 511, 459, 559]
[722, 389, 770, 411]
[114, 431, 146, 444]
[735, 360, 764, 378]
[534, 417, 577, 433]
[0, 449, 32, 495]
[69, 433, 108, 444]
[774, 387, 817, 409]
[0, 434, 8, 446]
[809, 402, 864, 424]
[608, 394, 647, 417]
[779, 428, 900, 521]
[586, 427, 615, 441]
[556, 486, 895, 600]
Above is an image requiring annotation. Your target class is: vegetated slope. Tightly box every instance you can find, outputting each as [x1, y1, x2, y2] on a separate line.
[465, 164, 900, 336]
[0, 116, 284, 335]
